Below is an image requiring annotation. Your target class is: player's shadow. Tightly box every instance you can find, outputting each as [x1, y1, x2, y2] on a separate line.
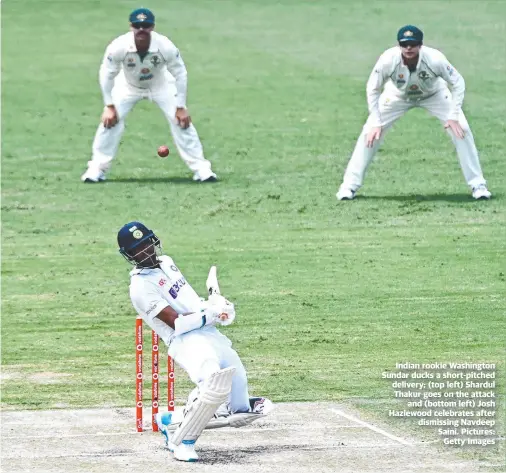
[359, 193, 477, 203]
[108, 176, 199, 184]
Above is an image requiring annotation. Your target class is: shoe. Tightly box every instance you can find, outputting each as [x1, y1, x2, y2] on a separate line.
[336, 186, 356, 201]
[155, 412, 173, 447]
[169, 440, 199, 462]
[201, 176, 218, 183]
[81, 169, 106, 183]
[249, 397, 275, 415]
[472, 185, 491, 200]
[193, 171, 218, 182]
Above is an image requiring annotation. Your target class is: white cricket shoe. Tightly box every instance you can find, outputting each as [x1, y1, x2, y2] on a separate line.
[472, 185, 491, 200]
[155, 412, 173, 447]
[336, 186, 356, 201]
[81, 168, 106, 183]
[193, 170, 218, 182]
[169, 440, 199, 462]
[249, 397, 275, 415]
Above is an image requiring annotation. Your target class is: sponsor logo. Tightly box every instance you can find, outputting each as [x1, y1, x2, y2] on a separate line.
[127, 57, 136, 67]
[168, 277, 186, 299]
[152, 400, 159, 408]
[170, 265, 179, 272]
[150, 55, 161, 66]
[107, 55, 113, 62]
[158, 279, 167, 287]
[137, 401, 143, 408]
[397, 79, 406, 85]
[146, 303, 158, 316]
[418, 70, 430, 80]
[447, 65, 454, 76]
[139, 73, 154, 81]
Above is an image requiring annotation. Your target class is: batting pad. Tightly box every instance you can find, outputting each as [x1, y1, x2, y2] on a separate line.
[171, 367, 236, 446]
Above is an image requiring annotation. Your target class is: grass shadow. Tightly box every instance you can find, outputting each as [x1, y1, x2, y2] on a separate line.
[107, 176, 211, 184]
[358, 193, 480, 203]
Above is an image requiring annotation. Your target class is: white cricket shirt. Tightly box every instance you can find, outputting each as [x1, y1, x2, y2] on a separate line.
[99, 31, 188, 107]
[366, 45, 466, 124]
[129, 255, 206, 346]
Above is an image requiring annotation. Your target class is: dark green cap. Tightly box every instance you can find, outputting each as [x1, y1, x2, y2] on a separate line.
[397, 25, 423, 44]
[129, 8, 155, 25]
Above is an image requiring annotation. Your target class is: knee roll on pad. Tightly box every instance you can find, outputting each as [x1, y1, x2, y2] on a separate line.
[171, 367, 236, 446]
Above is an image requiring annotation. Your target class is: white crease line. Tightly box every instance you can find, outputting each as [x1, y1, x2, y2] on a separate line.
[2, 424, 373, 440]
[330, 408, 413, 446]
[1, 444, 409, 460]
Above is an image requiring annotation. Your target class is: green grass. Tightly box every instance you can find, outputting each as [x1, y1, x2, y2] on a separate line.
[1, 1, 505, 456]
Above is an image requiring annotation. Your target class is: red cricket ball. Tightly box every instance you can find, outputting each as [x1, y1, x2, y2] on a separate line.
[157, 145, 170, 158]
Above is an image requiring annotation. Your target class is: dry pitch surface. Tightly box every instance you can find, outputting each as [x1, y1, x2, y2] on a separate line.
[2, 402, 502, 472]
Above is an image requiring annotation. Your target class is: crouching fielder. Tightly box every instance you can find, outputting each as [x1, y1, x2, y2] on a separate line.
[117, 221, 273, 462]
[336, 25, 491, 201]
[81, 8, 217, 183]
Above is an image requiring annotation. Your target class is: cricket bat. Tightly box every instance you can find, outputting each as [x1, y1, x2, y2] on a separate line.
[206, 265, 221, 297]
[206, 266, 232, 324]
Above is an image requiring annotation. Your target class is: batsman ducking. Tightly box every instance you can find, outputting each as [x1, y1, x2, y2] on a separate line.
[118, 221, 274, 462]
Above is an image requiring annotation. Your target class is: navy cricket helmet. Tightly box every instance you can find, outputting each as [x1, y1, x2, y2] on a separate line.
[117, 221, 161, 265]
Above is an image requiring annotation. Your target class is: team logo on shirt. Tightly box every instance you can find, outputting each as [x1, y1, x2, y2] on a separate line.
[150, 55, 161, 66]
[407, 84, 423, 96]
[418, 70, 430, 80]
[141, 68, 150, 74]
[397, 73, 406, 85]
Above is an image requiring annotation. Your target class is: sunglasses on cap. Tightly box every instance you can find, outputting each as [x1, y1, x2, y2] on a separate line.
[132, 22, 153, 29]
[399, 42, 421, 48]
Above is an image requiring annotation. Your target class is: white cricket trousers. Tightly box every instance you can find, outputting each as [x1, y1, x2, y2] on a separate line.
[89, 81, 214, 179]
[168, 329, 251, 413]
[341, 88, 487, 191]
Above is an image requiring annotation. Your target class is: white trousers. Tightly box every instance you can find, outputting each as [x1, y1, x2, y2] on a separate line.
[168, 328, 250, 413]
[89, 81, 214, 179]
[341, 88, 487, 191]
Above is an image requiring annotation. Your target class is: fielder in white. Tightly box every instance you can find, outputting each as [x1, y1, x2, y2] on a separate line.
[336, 25, 492, 201]
[81, 8, 217, 183]
[117, 221, 273, 462]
